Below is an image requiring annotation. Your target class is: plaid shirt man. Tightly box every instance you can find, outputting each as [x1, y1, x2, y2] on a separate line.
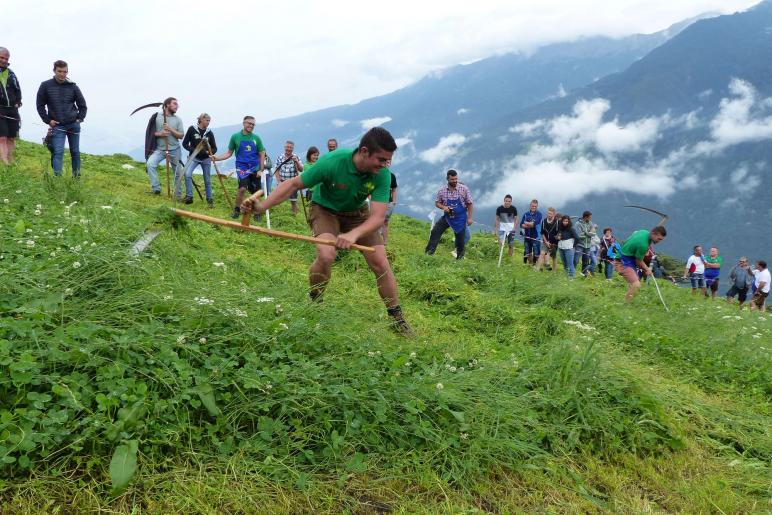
[435, 183, 473, 207]
[275, 153, 301, 181]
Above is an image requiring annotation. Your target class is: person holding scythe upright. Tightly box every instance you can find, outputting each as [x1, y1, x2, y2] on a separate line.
[144, 97, 183, 195]
[241, 127, 414, 337]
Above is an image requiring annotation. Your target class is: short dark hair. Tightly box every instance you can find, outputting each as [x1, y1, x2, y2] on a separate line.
[53, 60, 68, 70]
[243, 115, 255, 122]
[582, 210, 592, 218]
[163, 97, 176, 108]
[651, 226, 667, 237]
[285, 140, 294, 146]
[603, 227, 612, 234]
[693, 245, 701, 252]
[758, 260, 767, 269]
[560, 214, 572, 228]
[306, 146, 319, 161]
[446, 169, 458, 178]
[327, 138, 337, 144]
[504, 194, 512, 200]
[358, 127, 396, 154]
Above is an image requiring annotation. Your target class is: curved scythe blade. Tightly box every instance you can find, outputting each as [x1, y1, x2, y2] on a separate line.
[130, 102, 163, 116]
[624, 205, 669, 226]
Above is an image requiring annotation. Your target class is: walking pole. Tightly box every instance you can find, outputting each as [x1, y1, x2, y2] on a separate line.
[207, 145, 233, 209]
[497, 233, 507, 268]
[163, 112, 171, 199]
[262, 169, 271, 229]
[651, 275, 670, 312]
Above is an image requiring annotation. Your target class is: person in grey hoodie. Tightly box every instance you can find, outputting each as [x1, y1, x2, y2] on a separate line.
[574, 210, 596, 277]
[725, 256, 754, 308]
[36, 60, 87, 177]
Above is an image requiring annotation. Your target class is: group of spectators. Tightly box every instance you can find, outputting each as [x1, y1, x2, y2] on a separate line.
[684, 246, 769, 311]
[423, 169, 768, 311]
[0, 50, 87, 177]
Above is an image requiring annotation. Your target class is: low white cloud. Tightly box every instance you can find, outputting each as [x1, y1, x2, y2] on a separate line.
[509, 120, 545, 137]
[457, 108, 470, 115]
[548, 98, 660, 154]
[695, 79, 772, 154]
[730, 165, 761, 194]
[419, 133, 467, 164]
[331, 119, 349, 128]
[395, 137, 413, 147]
[557, 83, 567, 98]
[360, 116, 392, 129]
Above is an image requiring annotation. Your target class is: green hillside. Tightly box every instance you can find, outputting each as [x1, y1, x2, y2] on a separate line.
[0, 142, 769, 513]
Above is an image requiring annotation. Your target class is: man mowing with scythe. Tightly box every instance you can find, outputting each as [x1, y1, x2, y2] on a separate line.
[241, 127, 414, 337]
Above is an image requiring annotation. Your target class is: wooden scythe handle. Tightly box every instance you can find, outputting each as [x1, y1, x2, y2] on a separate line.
[241, 190, 264, 226]
[173, 208, 375, 253]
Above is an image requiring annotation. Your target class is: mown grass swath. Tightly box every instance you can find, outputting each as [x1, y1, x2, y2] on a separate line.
[0, 141, 769, 512]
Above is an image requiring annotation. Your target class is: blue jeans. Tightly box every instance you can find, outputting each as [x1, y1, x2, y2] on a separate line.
[574, 244, 590, 274]
[146, 147, 181, 193]
[50, 122, 81, 176]
[560, 247, 576, 277]
[186, 158, 213, 200]
[604, 258, 614, 279]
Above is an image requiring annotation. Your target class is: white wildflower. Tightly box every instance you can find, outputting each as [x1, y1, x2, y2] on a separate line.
[199, 337, 207, 344]
[368, 351, 376, 357]
[34, 209, 41, 216]
[26, 228, 32, 233]
[79, 218, 89, 224]
[194, 296, 214, 306]
[2, 199, 8, 204]
[265, 383, 273, 390]
[163, 294, 173, 300]
[91, 242, 96, 247]
[460, 433, 469, 440]
[410, 352, 416, 358]
[100, 205, 113, 210]
[279, 323, 289, 330]
[26, 240, 35, 248]
[36, 204, 42, 209]
[436, 383, 444, 390]
[121, 163, 135, 170]
[404, 361, 411, 367]
[72, 245, 82, 253]
[256, 297, 274, 302]
[275, 304, 283, 314]
[50, 251, 56, 257]
[64, 288, 73, 296]
[212, 262, 225, 267]
[177, 335, 187, 344]
[15, 190, 21, 194]
[449, 366, 457, 373]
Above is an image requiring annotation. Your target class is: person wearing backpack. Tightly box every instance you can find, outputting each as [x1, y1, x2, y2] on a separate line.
[599, 227, 617, 280]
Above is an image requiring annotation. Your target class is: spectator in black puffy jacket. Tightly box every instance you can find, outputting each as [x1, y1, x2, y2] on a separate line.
[0, 47, 22, 165]
[36, 60, 87, 177]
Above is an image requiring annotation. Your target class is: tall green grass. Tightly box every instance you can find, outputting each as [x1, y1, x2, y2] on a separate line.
[0, 142, 769, 512]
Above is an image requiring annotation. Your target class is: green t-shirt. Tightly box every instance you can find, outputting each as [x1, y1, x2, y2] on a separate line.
[0, 69, 8, 89]
[620, 229, 651, 260]
[227, 131, 265, 167]
[300, 149, 390, 212]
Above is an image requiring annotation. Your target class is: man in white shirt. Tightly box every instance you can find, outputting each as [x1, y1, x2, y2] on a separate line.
[750, 260, 770, 312]
[683, 245, 706, 296]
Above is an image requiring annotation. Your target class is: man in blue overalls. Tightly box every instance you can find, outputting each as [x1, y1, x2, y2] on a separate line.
[212, 115, 266, 218]
[425, 169, 474, 260]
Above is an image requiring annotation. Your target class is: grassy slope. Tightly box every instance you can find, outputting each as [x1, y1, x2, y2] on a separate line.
[0, 141, 769, 513]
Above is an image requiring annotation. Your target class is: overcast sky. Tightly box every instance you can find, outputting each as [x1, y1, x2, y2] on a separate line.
[3, 0, 760, 154]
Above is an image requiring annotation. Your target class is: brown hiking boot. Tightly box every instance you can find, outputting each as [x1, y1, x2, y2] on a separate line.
[389, 312, 415, 338]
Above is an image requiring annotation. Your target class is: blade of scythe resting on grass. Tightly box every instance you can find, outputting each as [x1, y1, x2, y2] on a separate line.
[129, 230, 162, 256]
